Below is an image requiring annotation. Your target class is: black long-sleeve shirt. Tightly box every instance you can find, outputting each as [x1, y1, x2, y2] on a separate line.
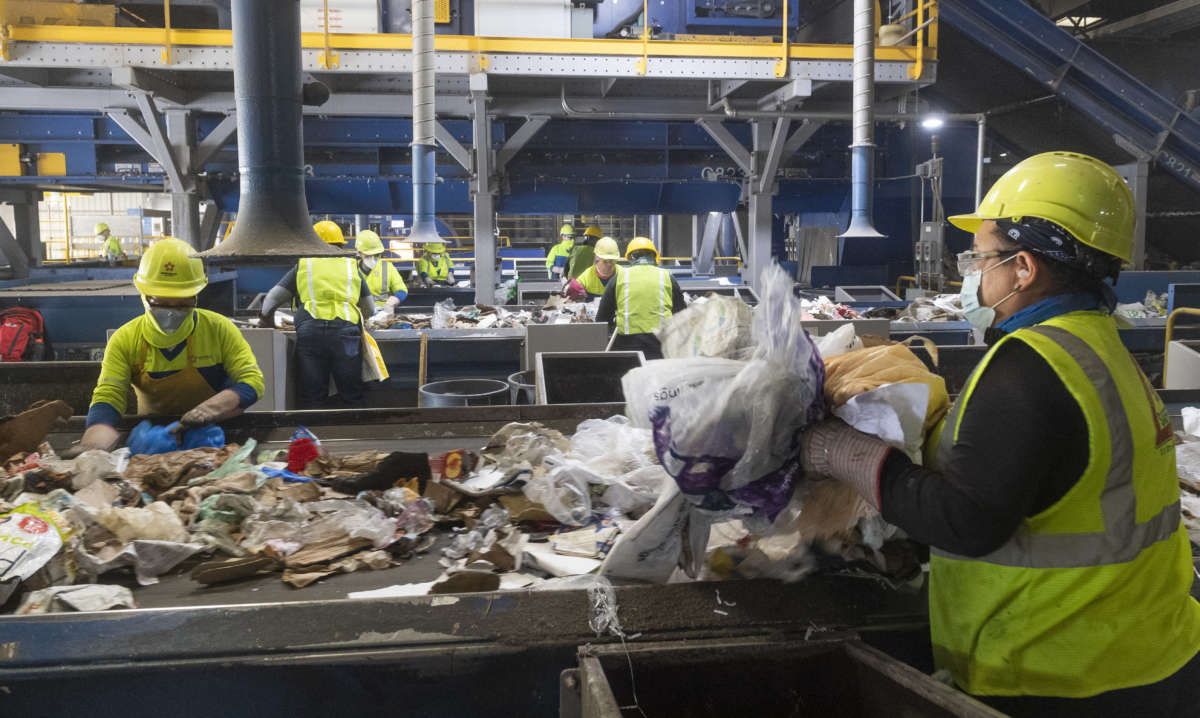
[595, 267, 687, 329]
[879, 338, 1089, 557]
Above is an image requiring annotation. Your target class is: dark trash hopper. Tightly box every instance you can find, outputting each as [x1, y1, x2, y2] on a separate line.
[561, 635, 1004, 718]
[535, 351, 644, 405]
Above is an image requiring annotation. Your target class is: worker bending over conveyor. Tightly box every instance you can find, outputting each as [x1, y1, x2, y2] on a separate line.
[801, 152, 1200, 716]
[566, 236, 622, 300]
[595, 237, 684, 360]
[565, 224, 603, 280]
[260, 222, 375, 409]
[417, 242, 455, 287]
[354, 228, 408, 312]
[70, 238, 265, 456]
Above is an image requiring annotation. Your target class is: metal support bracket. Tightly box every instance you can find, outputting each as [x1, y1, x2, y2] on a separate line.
[780, 119, 826, 162]
[696, 118, 752, 176]
[434, 121, 472, 171]
[757, 78, 813, 111]
[496, 115, 549, 171]
[757, 117, 791, 194]
[112, 66, 190, 106]
[134, 93, 186, 192]
[192, 113, 237, 170]
[0, 68, 49, 87]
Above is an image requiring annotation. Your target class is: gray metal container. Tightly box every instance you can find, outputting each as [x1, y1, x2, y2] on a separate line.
[507, 370, 536, 405]
[419, 379, 510, 408]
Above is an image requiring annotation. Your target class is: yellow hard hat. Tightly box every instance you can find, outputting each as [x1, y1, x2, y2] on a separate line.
[94, 222, 110, 234]
[133, 238, 208, 298]
[356, 230, 385, 255]
[313, 220, 346, 245]
[594, 237, 621, 261]
[425, 242, 446, 254]
[624, 237, 658, 263]
[559, 223, 575, 237]
[948, 151, 1135, 263]
[584, 225, 603, 238]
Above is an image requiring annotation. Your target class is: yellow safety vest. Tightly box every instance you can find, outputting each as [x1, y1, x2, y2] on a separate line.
[546, 239, 574, 271]
[927, 310, 1200, 698]
[418, 253, 450, 281]
[614, 264, 672, 335]
[363, 260, 407, 300]
[297, 257, 361, 323]
[577, 264, 620, 297]
[102, 235, 122, 258]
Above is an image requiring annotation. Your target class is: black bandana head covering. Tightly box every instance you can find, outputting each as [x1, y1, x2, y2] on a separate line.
[994, 217, 1123, 283]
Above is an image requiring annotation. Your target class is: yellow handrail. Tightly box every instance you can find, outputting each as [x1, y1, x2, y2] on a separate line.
[318, 0, 339, 69]
[6, 26, 937, 63]
[896, 275, 916, 296]
[635, 0, 649, 75]
[774, 0, 789, 78]
[908, 0, 936, 79]
[1163, 307, 1200, 387]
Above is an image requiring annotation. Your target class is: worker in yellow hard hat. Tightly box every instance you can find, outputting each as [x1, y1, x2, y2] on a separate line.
[417, 242, 454, 287]
[595, 237, 684, 359]
[565, 224, 604, 281]
[67, 238, 265, 456]
[800, 152, 1200, 714]
[566, 236, 623, 301]
[546, 223, 576, 280]
[259, 222, 375, 409]
[355, 230, 407, 313]
[95, 222, 124, 266]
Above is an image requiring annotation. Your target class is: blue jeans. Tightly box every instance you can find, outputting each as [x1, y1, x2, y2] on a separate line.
[295, 318, 363, 409]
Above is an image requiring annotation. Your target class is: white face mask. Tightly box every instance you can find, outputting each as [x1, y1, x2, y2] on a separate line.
[959, 253, 1019, 330]
[150, 307, 190, 334]
[362, 256, 379, 270]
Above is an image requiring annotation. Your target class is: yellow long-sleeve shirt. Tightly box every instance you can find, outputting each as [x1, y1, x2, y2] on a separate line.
[87, 309, 265, 427]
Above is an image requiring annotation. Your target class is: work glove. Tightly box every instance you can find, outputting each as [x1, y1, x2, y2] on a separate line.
[174, 389, 241, 434]
[385, 295, 401, 312]
[60, 424, 120, 458]
[564, 278, 587, 301]
[800, 419, 891, 510]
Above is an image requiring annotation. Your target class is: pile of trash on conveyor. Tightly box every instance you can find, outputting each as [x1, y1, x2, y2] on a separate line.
[367, 298, 598, 331]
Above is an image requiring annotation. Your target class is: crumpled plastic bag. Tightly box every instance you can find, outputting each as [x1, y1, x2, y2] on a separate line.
[432, 298, 457, 329]
[302, 499, 397, 549]
[123, 445, 240, 496]
[16, 584, 136, 614]
[75, 539, 205, 586]
[823, 340, 949, 432]
[813, 323, 863, 360]
[0, 504, 70, 590]
[97, 501, 189, 543]
[241, 499, 311, 551]
[659, 294, 755, 360]
[623, 263, 824, 522]
[127, 420, 225, 456]
[523, 458, 597, 526]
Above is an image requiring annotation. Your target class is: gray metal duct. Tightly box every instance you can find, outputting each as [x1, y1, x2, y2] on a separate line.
[200, 0, 341, 260]
[840, 0, 884, 239]
[408, 0, 442, 246]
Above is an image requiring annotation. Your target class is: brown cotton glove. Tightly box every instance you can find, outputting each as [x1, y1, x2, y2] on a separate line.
[801, 419, 892, 510]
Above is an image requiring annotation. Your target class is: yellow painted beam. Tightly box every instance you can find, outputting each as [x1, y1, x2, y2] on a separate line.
[7, 25, 937, 62]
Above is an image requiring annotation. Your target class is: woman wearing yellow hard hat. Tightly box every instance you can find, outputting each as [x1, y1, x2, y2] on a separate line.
[800, 152, 1200, 714]
[595, 237, 685, 359]
[68, 238, 265, 456]
[565, 236, 622, 301]
[355, 230, 408, 313]
[417, 242, 454, 287]
[546, 223, 576, 280]
[260, 222, 375, 409]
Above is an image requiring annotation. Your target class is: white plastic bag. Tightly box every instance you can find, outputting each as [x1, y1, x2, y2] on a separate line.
[431, 298, 456, 329]
[659, 294, 754, 360]
[622, 264, 823, 520]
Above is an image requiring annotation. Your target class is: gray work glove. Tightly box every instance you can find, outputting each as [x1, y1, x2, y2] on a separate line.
[801, 419, 892, 510]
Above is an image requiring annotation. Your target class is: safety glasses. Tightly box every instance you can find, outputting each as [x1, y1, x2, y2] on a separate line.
[956, 249, 1018, 276]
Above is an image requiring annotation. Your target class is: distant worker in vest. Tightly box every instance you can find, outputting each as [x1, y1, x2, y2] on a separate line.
[565, 236, 622, 301]
[260, 222, 375, 409]
[354, 228, 408, 313]
[96, 222, 125, 266]
[546, 223, 576, 280]
[417, 242, 454, 287]
[800, 152, 1200, 716]
[68, 238, 265, 456]
[595, 237, 685, 360]
[565, 224, 603, 280]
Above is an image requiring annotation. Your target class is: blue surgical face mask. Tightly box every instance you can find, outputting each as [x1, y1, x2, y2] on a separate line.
[960, 253, 1019, 330]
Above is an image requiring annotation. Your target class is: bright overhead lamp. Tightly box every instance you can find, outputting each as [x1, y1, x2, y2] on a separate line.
[921, 116, 945, 130]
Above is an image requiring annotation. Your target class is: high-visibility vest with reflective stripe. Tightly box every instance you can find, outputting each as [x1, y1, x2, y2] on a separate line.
[363, 260, 407, 300]
[297, 257, 361, 323]
[615, 264, 672, 335]
[418, 253, 450, 281]
[578, 264, 620, 297]
[926, 310, 1200, 698]
[546, 239, 573, 271]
